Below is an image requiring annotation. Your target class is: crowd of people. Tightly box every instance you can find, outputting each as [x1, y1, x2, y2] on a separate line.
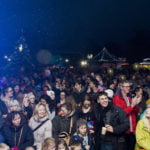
[0, 66, 150, 150]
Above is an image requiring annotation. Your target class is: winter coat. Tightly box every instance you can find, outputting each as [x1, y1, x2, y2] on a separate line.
[2, 123, 34, 150]
[29, 116, 52, 150]
[135, 116, 150, 150]
[0, 99, 8, 115]
[72, 88, 85, 104]
[113, 93, 139, 134]
[94, 103, 129, 150]
[52, 111, 77, 139]
[72, 133, 93, 150]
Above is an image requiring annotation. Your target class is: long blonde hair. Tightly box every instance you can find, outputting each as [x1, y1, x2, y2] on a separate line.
[33, 103, 49, 118]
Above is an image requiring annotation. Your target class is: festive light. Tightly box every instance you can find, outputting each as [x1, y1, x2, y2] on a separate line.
[87, 54, 93, 59]
[107, 68, 114, 76]
[119, 75, 126, 81]
[4, 56, 8, 59]
[18, 44, 23, 52]
[133, 63, 139, 71]
[65, 59, 69, 63]
[80, 60, 87, 67]
[8, 58, 11, 62]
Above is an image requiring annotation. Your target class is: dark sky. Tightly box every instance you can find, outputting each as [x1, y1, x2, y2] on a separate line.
[0, 0, 150, 62]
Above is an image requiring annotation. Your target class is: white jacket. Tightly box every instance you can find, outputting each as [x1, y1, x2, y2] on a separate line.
[29, 116, 52, 150]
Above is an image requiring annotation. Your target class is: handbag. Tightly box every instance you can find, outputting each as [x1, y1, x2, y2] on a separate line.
[58, 117, 73, 145]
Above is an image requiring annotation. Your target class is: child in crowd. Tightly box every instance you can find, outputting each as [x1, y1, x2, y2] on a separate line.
[42, 138, 56, 150]
[70, 142, 82, 150]
[0, 143, 10, 150]
[72, 119, 93, 150]
[57, 139, 69, 150]
[25, 146, 35, 150]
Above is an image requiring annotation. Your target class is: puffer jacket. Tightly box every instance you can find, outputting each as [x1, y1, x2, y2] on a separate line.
[135, 116, 150, 150]
[2, 123, 34, 150]
[29, 116, 52, 150]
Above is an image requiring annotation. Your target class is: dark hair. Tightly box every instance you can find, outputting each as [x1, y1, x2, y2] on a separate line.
[90, 78, 99, 87]
[5, 111, 26, 126]
[61, 102, 73, 112]
[3, 86, 13, 96]
[39, 95, 51, 104]
[98, 91, 108, 98]
[81, 95, 93, 112]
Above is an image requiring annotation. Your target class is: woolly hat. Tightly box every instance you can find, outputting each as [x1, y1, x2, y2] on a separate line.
[105, 89, 114, 98]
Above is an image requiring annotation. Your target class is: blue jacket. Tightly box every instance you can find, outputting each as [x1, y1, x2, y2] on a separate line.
[72, 133, 93, 150]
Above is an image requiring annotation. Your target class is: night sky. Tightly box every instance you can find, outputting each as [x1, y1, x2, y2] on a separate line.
[0, 0, 150, 63]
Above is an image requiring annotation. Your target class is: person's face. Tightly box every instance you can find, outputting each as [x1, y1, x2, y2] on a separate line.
[58, 144, 66, 150]
[61, 107, 70, 116]
[29, 98, 35, 104]
[89, 82, 95, 88]
[145, 108, 150, 119]
[78, 125, 87, 136]
[12, 114, 21, 126]
[136, 88, 143, 96]
[47, 145, 56, 150]
[73, 146, 82, 150]
[6, 87, 13, 97]
[75, 83, 81, 90]
[97, 95, 109, 107]
[10, 105, 19, 111]
[38, 105, 46, 118]
[23, 94, 29, 101]
[60, 92, 66, 100]
[120, 83, 131, 95]
[14, 85, 20, 93]
[40, 98, 47, 105]
[50, 93, 55, 100]
[83, 100, 91, 109]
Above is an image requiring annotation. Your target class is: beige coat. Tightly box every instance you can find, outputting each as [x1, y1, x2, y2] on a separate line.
[29, 116, 52, 150]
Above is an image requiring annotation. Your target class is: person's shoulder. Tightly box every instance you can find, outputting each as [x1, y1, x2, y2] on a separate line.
[113, 105, 124, 112]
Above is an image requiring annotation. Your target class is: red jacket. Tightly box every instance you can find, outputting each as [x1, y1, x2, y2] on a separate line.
[113, 93, 139, 134]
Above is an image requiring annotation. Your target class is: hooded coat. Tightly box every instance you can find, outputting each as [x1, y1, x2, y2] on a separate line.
[135, 116, 150, 150]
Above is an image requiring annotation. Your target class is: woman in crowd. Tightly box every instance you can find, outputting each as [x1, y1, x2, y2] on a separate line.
[76, 95, 95, 134]
[52, 102, 77, 140]
[39, 94, 56, 120]
[21, 93, 33, 120]
[42, 138, 56, 150]
[2, 111, 34, 150]
[29, 103, 52, 150]
[135, 106, 150, 150]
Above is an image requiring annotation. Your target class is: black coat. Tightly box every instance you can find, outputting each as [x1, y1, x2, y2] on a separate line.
[94, 103, 129, 150]
[52, 112, 77, 139]
[2, 123, 34, 150]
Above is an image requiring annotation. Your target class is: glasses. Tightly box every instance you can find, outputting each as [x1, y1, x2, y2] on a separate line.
[122, 86, 131, 88]
[7, 90, 13, 93]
